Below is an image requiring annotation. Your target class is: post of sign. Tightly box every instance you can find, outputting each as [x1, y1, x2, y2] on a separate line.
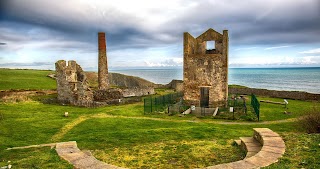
[284, 99, 288, 109]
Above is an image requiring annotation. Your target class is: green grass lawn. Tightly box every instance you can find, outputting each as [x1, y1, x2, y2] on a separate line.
[258, 96, 320, 121]
[0, 69, 56, 90]
[0, 69, 319, 168]
[0, 99, 319, 168]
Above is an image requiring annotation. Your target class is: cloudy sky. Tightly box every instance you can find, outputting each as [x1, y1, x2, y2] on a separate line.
[0, 0, 320, 70]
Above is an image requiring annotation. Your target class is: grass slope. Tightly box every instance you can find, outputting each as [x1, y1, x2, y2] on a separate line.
[0, 69, 56, 90]
[0, 69, 319, 168]
[0, 99, 319, 168]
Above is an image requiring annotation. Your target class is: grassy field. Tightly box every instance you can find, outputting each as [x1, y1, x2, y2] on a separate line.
[1, 98, 319, 168]
[0, 69, 56, 90]
[0, 69, 319, 168]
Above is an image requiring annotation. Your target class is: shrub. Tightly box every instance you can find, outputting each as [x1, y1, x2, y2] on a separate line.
[299, 108, 320, 133]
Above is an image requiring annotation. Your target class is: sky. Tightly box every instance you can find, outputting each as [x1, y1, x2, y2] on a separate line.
[0, 0, 320, 70]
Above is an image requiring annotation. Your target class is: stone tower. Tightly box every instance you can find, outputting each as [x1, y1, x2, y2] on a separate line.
[183, 28, 228, 107]
[98, 32, 109, 90]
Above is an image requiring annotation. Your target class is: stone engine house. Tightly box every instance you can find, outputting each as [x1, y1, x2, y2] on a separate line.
[183, 28, 228, 107]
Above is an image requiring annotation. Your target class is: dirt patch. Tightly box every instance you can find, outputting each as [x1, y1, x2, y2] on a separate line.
[0, 90, 56, 103]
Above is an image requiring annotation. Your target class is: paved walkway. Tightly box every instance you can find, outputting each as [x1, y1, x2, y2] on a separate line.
[56, 141, 127, 169]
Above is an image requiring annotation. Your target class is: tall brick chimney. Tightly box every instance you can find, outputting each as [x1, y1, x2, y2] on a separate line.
[98, 32, 109, 90]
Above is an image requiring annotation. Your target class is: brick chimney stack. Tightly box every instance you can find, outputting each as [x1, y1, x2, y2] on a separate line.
[98, 32, 109, 90]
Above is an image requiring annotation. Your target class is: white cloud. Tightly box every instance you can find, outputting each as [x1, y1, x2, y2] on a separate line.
[301, 56, 320, 64]
[264, 45, 291, 50]
[230, 55, 320, 67]
[234, 47, 258, 51]
[144, 58, 183, 67]
[300, 48, 320, 54]
[2, 0, 320, 69]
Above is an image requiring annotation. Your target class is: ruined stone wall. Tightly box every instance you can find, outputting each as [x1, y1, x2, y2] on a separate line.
[93, 88, 123, 101]
[122, 87, 155, 97]
[98, 32, 109, 90]
[164, 80, 184, 92]
[229, 87, 320, 101]
[55, 60, 93, 104]
[183, 29, 228, 107]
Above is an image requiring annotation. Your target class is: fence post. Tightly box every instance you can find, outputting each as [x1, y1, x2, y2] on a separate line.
[150, 97, 153, 113]
[155, 97, 157, 112]
[144, 98, 146, 114]
[251, 94, 260, 121]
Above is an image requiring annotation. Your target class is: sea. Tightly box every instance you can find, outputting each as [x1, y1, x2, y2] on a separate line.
[110, 67, 320, 94]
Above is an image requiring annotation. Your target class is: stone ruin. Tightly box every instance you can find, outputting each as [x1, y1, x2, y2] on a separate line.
[183, 28, 228, 107]
[55, 32, 154, 107]
[55, 60, 93, 105]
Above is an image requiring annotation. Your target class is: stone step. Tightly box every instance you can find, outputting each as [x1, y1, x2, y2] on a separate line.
[239, 137, 262, 158]
[56, 141, 127, 169]
[234, 139, 241, 146]
[202, 128, 285, 169]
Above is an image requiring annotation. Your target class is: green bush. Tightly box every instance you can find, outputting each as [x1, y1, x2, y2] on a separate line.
[299, 108, 320, 133]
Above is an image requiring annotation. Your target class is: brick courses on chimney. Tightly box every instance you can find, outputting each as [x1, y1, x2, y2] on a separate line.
[98, 32, 109, 90]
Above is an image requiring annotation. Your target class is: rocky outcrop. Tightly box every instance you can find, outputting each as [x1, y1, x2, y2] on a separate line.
[164, 80, 183, 92]
[108, 73, 155, 88]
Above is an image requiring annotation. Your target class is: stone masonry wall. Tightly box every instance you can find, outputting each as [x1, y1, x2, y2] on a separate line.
[55, 60, 93, 104]
[183, 28, 228, 107]
[93, 88, 123, 101]
[229, 87, 320, 101]
[122, 87, 155, 97]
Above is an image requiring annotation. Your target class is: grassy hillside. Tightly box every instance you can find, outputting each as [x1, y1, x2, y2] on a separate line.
[85, 72, 156, 89]
[0, 69, 156, 91]
[0, 69, 56, 90]
[0, 68, 319, 168]
[0, 99, 319, 168]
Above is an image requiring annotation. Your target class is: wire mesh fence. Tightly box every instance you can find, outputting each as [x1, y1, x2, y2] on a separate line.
[251, 94, 260, 121]
[144, 92, 183, 114]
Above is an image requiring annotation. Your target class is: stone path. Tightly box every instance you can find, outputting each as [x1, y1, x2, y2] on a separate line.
[56, 141, 127, 169]
[202, 128, 285, 169]
[238, 137, 262, 159]
[6, 143, 56, 150]
[51, 113, 298, 142]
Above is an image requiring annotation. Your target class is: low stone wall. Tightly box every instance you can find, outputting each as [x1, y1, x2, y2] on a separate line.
[164, 80, 184, 92]
[229, 87, 320, 101]
[122, 87, 154, 97]
[191, 107, 216, 116]
[93, 88, 123, 101]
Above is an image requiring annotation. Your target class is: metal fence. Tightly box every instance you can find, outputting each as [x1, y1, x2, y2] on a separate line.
[251, 94, 260, 121]
[144, 92, 183, 114]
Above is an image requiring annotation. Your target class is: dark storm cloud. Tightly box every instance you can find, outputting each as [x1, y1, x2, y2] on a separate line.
[0, 0, 154, 48]
[1, 0, 319, 52]
[162, 0, 320, 45]
[0, 43, 6, 45]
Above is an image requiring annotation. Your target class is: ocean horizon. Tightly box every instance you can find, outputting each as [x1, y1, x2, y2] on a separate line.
[110, 67, 320, 94]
